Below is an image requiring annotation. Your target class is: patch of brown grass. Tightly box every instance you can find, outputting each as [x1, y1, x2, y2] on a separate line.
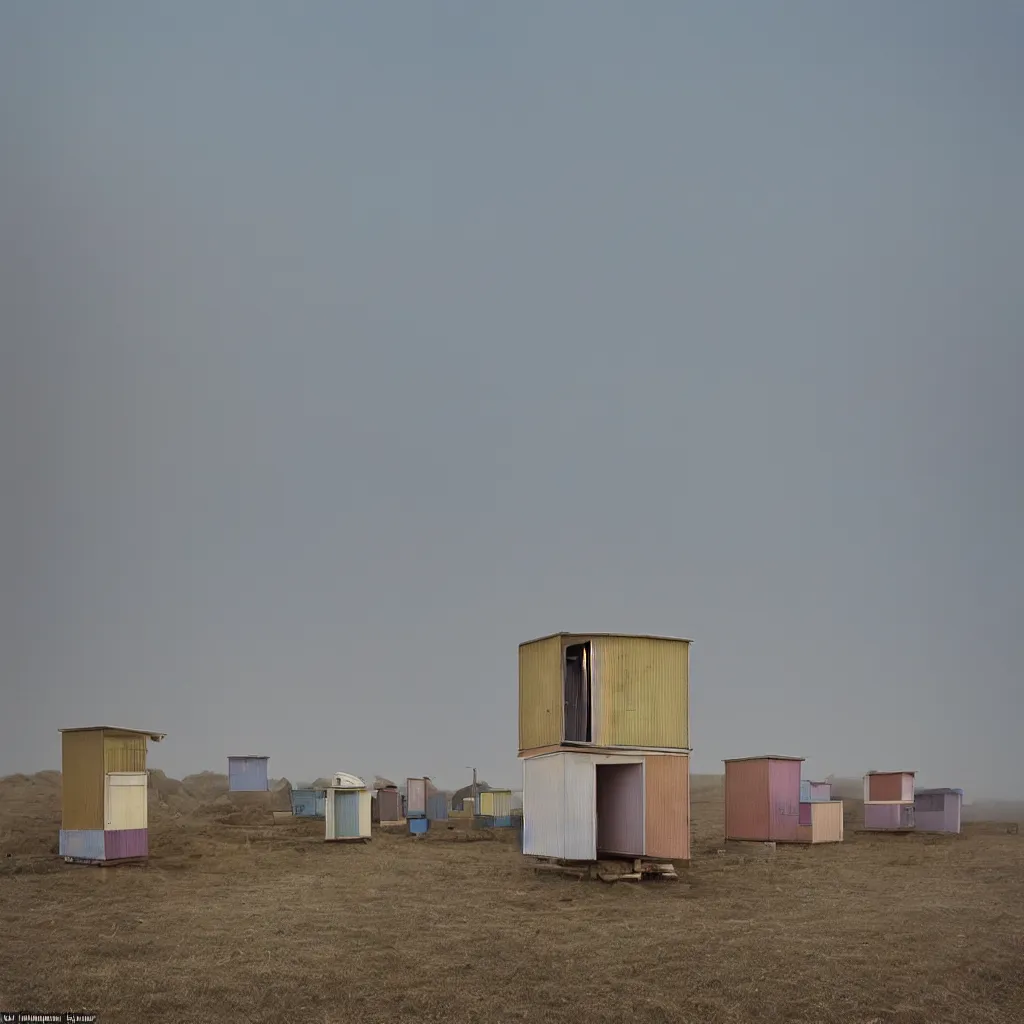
[0, 772, 1022, 1023]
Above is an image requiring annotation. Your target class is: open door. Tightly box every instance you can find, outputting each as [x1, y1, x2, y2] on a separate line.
[595, 763, 644, 857]
[563, 642, 592, 743]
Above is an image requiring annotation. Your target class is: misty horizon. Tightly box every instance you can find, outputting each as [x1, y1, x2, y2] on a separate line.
[2, 4, 1021, 801]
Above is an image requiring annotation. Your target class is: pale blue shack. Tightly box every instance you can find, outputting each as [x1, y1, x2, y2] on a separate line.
[227, 755, 270, 792]
[290, 789, 327, 819]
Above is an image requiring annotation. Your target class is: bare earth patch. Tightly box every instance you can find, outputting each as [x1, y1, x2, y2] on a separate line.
[0, 773, 1022, 1023]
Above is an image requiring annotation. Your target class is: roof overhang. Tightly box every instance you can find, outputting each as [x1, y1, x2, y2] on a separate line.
[519, 631, 693, 647]
[59, 726, 166, 741]
[724, 755, 804, 763]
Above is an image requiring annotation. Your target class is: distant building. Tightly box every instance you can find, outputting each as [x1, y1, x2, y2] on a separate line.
[913, 788, 963, 834]
[325, 773, 371, 842]
[724, 755, 843, 844]
[227, 755, 270, 793]
[800, 780, 832, 803]
[862, 771, 916, 831]
[375, 784, 404, 825]
[519, 632, 693, 863]
[58, 725, 166, 864]
[477, 789, 513, 827]
[290, 789, 326, 819]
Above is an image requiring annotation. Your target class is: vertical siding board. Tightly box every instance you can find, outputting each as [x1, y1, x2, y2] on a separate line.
[519, 636, 564, 752]
[644, 754, 689, 860]
[522, 753, 566, 859]
[426, 792, 449, 821]
[562, 753, 596, 860]
[591, 637, 688, 749]
[104, 829, 149, 859]
[228, 757, 269, 792]
[724, 759, 771, 840]
[59, 829, 107, 860]
[810, 802, 843, 842]
[61, 731, 105, 831]
[768, 759, 801, 842]
[103, 733, 148, 773]
[377, 789, 402, 822]
[595, 763, 644, 857]
[406, 778, 427, 816]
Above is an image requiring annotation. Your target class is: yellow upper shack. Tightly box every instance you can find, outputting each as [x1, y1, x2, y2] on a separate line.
[518, 633, 690, 756]
[59, 726, 166, 830]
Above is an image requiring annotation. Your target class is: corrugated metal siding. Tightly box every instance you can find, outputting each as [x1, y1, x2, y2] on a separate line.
[406, 778, 427, 816]
[810, 801, 843, 843]
[103, 732, 148, 773]
[377, 789, 402, 822]
[228, 757, 269, 792]
[479, 791, 512, 818]
[867, 773, 908, 802]
[333, 790, 361, 838]
[864, 803, 915, 829]
[595, 762, 644, 857]
[809, 782, 832, 802]
[591, 636, 688, 750]
[799, 802, 812, 826]
[643, 753, 689, 860]
[769, 759, 801, 841]
[104, 828, 149, 859]
[523, 753, 566, 859]
[61, 730, 104, 830]
[562, 752, 597, 860]
[724, 759, 771, 840]
[914, 793, 960, 834]
[59, 829, 106, 860]
[519, 635, 563, 752]
[426, 792, 449, 821]
[358, 790, 372, 837]
[291, 789, 327, 818]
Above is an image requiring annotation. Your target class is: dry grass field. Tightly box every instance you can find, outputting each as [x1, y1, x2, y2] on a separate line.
[1, 771, 1022, 1024]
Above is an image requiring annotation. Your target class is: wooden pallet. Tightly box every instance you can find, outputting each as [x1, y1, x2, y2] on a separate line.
[530, 857, 680, 882]
[62, 856, 148, 867]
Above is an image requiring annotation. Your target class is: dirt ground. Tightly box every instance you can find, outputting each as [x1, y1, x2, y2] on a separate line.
[1, 772, 1022, 1023]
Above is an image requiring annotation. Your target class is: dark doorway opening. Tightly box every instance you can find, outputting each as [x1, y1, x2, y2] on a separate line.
[564, 642, 592, 743]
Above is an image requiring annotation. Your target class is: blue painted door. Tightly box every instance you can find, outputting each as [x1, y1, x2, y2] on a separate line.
[334, 790, 360, 838]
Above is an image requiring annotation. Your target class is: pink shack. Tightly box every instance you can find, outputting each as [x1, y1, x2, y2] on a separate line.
[724, 755, 804, 843]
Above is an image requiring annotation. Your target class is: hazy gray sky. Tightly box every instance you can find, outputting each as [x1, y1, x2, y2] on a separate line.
[2, 2, 1021, 798]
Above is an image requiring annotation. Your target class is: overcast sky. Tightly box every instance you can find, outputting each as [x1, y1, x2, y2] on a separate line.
[2, 2, 1021, 798]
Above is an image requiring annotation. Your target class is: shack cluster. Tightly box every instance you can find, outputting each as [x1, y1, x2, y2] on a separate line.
[56, 630, 964, 868]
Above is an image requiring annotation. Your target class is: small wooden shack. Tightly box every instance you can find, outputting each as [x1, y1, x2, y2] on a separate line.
[59, 725, 165, 865]
[325, 773, 372, 842]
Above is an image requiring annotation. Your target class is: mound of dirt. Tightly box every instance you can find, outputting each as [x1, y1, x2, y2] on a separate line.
[180, 771, 230, 802]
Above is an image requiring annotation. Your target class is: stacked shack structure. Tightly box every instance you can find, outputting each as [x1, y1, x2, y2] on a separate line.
[519, 632, 692, 876]
[59, 726, 165, 865]
[862, 771, 916, 831]
[724, 756, 844, 844]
